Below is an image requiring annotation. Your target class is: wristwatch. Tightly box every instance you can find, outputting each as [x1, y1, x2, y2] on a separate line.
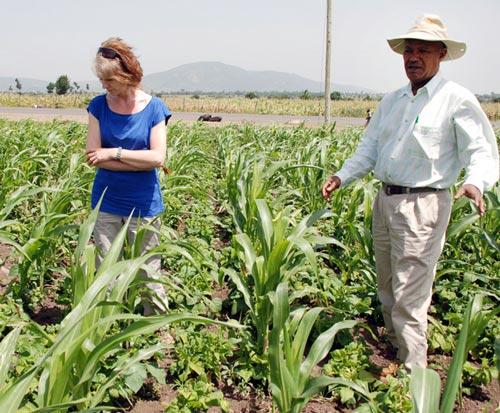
[116, 146, 122, 161]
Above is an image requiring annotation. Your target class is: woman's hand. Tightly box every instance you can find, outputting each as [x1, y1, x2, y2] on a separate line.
[86, 148, 116, 166]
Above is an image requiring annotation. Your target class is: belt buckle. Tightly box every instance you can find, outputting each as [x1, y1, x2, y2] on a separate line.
[385, 184, 398, 195]
[384, 184, 407, 195]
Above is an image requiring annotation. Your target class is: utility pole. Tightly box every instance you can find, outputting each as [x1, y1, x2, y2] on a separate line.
[324, 0, 332, 124]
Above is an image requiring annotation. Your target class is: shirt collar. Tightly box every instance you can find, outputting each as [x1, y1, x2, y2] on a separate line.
[401, 71, 445, 98]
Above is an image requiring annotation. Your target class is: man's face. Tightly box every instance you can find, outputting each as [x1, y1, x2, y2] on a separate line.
[403, 39, 447, 89]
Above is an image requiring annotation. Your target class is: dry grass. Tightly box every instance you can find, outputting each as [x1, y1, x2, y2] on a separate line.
[0, 92, 498, 120]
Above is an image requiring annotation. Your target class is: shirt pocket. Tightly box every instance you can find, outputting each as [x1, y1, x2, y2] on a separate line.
[411, 125, 444, 160]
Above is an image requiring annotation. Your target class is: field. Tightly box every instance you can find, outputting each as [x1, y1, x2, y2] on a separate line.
[1, 92, 499, 120]
[0, 112, 499, 412]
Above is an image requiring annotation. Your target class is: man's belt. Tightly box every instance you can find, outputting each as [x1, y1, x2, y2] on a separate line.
[382, 183, 444, 196]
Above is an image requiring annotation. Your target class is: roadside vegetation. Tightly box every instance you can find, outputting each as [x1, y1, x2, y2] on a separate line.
[0, 117, 499, 412]
[0, 92, 499, 120]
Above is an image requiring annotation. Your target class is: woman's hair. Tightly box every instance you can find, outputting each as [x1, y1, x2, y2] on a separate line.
[93, 37, 143, 87]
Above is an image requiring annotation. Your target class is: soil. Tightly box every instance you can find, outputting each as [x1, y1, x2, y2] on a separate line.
[1, 244, 499, 412]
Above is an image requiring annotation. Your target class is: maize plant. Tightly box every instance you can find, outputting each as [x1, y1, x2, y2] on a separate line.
[268, 282, 375, 413]
[410, 294, 500, 413]
[0, 206, 242, 412]
[225, 198, 335, 353]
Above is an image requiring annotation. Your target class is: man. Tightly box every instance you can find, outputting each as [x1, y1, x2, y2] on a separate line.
[321, 14, 499, 371]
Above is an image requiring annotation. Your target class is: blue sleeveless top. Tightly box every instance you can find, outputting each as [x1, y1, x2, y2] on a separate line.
[88, 94, 172, 217]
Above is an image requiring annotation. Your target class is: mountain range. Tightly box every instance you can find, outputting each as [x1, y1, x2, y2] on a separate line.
[0, 61, 372, 94]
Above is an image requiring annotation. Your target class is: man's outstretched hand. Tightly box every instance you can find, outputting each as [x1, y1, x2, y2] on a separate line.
[454, 184, 486, 216]
[322, 176, 342, 201]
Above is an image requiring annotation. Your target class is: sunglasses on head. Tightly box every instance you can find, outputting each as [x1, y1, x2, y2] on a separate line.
[98, 47, 121, 60]
[98, 47, 130, 73]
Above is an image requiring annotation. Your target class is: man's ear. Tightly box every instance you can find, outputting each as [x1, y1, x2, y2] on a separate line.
[440, 46, 447, 60]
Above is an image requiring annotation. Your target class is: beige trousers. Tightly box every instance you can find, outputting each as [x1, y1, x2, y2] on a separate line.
[94, 211, 169, 316]
[372, 189, 452, 370]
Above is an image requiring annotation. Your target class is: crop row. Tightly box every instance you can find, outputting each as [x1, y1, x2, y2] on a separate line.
[0, 119, 498, 412]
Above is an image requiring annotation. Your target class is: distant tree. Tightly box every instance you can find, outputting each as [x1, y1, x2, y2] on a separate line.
[269, 93, 291, 99]
[15, 78, 22, 94]
[55, 75, 71, 95]
[330, 91, 343, 100]
[47, 82, 56, 94]
[300, 90, 312, 100]
[245, 92, 258, 99]
[73, 82, 80, 94]
[491, 92, 500, 103]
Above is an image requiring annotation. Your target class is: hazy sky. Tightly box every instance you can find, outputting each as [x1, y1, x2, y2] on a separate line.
[2, 0, 498, 94]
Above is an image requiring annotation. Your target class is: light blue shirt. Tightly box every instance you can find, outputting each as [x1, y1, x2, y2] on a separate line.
[336, 72, 499, 193]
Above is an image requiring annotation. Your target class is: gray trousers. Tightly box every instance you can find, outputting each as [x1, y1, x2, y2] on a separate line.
[372, 189, 452, 370]
[94, 211, 168, 315]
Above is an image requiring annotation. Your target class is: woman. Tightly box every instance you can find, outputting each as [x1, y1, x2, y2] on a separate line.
[86, 37, 171, 315]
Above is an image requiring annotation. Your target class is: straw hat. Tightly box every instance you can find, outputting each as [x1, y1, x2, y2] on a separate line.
[387, 14, 466, 61]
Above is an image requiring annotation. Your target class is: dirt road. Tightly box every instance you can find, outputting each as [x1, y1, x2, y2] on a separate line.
[2, 106, 498, 129]
[0, 106, 365, 127]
